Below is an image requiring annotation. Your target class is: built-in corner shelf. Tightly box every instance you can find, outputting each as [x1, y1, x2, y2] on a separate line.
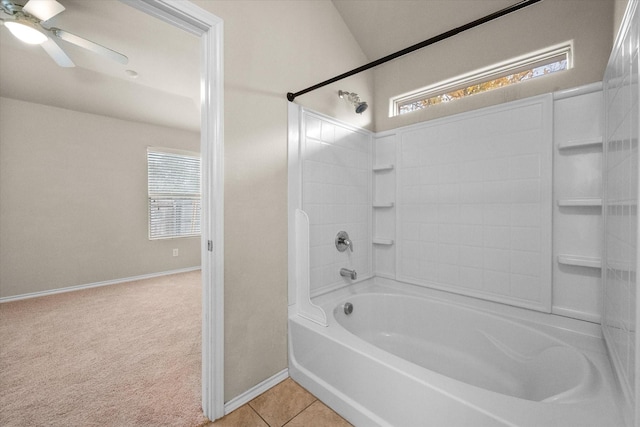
[373, 164, 394, 172]
[557, 137, 603, 151]
[372, 238, 394, 245]
[556, 198, 602, 207]
[373, 202, 394, 208]
[557, 254, 602, 269]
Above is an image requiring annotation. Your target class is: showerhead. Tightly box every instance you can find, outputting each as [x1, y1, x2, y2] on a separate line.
[355, 102, 368, 114]
[339, 90, 368, 114]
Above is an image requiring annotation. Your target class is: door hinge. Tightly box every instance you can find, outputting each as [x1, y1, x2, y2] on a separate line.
[207, 240, 213, 252]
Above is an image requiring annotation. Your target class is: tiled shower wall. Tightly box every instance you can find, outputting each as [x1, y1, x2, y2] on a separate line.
[603, 0, 639, 422]
[388, 96, 553, 312]
[301, 111, 372, 294]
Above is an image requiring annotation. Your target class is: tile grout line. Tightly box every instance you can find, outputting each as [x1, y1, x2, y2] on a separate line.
[280, 398, 318, 427]
[246, 403, 271, 427]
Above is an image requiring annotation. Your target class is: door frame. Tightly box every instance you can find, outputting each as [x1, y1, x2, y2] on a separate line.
[121, 0, 224, 420]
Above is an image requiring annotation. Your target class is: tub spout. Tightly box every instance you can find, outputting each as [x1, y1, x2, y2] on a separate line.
[340, 268, 357, 280]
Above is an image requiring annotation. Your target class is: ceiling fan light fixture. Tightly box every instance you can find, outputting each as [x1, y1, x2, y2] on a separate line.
[5, 19, 47, 45]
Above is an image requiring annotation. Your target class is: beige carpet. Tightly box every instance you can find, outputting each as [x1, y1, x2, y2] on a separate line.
[0, 270, 207, 427]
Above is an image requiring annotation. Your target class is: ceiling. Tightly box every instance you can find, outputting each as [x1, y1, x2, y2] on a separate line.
[331, 0, 516, 61]
[0, 0, 200, 132]
[0, 0, 525, 132]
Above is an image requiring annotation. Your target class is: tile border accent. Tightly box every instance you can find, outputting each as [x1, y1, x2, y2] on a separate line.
[224, 368, 289, 415]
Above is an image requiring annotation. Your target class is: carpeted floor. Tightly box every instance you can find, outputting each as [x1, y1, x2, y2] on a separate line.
[0, 270, 206, 427]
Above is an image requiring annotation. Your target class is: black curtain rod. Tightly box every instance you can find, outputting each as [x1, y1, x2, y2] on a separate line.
[286, 0, 543, 102]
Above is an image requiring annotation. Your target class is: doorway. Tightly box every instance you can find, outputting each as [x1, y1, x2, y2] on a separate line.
[122, 0, 225, 420]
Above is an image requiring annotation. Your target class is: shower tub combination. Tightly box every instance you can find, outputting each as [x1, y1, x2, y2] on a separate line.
[288, 278, 624, 426]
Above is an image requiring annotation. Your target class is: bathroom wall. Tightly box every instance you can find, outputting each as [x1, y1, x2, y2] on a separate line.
[300, 111, 372, 295]
[193, 0, 374, 402]
[0, 97, 201, 299]
[374, 96, 553, 312]
[603, 0, 639, 424]
[373, 0, 614, 132]
[552, 86, 604, 323]
[617, 1, 632, 39]
[371, 85, 605, 322]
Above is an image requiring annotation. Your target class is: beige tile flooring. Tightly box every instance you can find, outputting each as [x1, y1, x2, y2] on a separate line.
[209, 378, 352, 427]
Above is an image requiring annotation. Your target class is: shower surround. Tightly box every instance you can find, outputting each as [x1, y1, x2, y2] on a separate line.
[291, 87, 601, 318]
[603, 0, 640, 423]
[287, 78, 624, 424]
[294, 110, 373, 298]
[379, 96, 553, 312]
[286, 6, 640, 420]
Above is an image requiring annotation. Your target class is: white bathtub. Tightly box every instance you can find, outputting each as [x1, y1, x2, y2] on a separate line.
[288, 278, 625, 426]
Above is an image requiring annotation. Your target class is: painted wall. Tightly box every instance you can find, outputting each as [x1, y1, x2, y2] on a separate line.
[191, 0, 374, 402]
[0, 97, 201, 299]
[373, 0, 615, 132]
[615, 0, 632, 38]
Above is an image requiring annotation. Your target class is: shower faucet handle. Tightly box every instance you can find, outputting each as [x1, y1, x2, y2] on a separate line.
[335, 231, 353, 252]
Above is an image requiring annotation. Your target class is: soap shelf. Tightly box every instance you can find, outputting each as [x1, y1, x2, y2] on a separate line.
[557, 198, 602, 207]
[557, 137, 603, 151]
[557, 254, 602, 269]
[373, 202, 394, 208]
[373, 164, 394, 172]
[372, 238, 394, 245]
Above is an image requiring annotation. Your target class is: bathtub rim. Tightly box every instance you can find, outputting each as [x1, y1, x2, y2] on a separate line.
[329, 288, 599, 403]
[312, 276, 603, 344]
[289, 277, 626, 426]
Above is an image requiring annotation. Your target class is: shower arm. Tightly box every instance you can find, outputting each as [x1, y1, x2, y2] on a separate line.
[286, 0, 543, 103]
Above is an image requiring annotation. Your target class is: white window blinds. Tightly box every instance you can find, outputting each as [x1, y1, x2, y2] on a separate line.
[147, 147, 201, 240]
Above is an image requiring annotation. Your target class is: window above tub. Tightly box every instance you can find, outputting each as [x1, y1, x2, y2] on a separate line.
[390, 42, 573, 117]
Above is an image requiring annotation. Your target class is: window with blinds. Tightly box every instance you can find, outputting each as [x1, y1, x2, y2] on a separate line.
[147, 147, 201, 240]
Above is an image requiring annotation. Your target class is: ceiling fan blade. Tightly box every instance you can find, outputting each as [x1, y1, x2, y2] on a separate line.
[23, 0, 65, 22]
[51, 28, 128, 65]
[41, 37, 74, 67]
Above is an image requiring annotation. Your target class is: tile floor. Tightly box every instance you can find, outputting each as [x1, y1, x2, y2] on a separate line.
[209, 378, 352, 426]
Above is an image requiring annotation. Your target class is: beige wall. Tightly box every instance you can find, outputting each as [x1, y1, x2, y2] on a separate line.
[615, 0, 631, 38]
[374, 0, 615, 132]
[192, 0, 373, 401]
[0, 97, 201, 299]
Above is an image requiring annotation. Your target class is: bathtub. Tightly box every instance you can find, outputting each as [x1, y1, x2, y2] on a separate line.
[288, 278, 625, 426]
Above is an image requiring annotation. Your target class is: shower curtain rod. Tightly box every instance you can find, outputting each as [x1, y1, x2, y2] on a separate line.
[286, 0, 543, 102]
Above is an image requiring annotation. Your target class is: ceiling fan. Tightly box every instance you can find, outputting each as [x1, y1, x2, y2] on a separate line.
[0, 0, 128, 67]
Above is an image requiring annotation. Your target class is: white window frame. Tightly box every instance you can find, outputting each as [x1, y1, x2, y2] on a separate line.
[390, 41, 573, 116]
[147, 147, 201, 240]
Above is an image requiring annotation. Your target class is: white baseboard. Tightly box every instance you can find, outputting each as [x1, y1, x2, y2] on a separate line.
[224, 368, 289, 415]
[0, 266, 202, 303]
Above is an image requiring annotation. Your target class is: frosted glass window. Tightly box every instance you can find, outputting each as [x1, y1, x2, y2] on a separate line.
[147, 147, 201, 240]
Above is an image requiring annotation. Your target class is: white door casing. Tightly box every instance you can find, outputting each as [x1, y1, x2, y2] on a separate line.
[121, 0, 224, 421]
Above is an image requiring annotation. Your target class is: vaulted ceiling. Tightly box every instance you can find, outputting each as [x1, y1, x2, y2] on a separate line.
[0, 0, 526, 132]
[0, 0, 200, 132]
[331, 0, 515, 61]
